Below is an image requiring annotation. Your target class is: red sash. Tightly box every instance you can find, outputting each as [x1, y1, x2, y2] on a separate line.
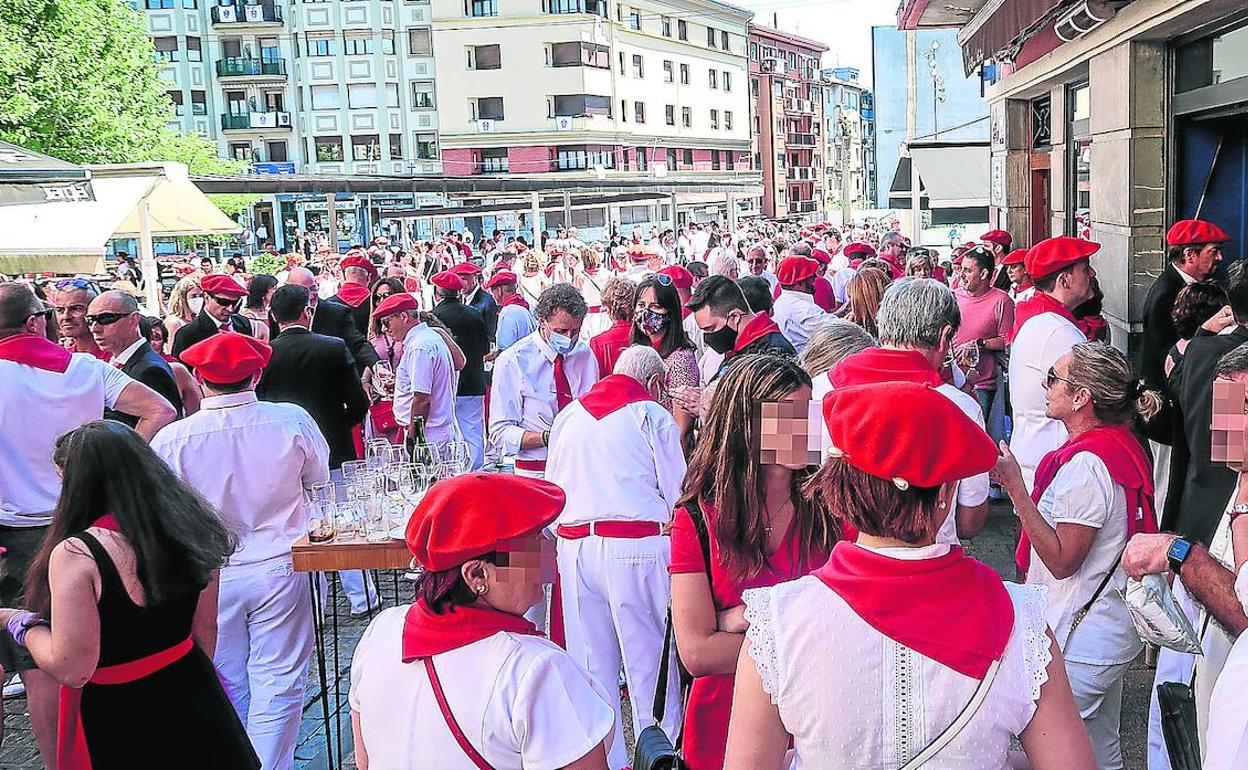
[402, 599, 542, 661]
[500, 293, 529, 311]
[726, 314, 782, 358]
[336, 282, 371, 308]
[0, 333, 72, 373]
[1009, 292, 1078, 343]
[579, 374, 653, 419]
[1016, 424, 1158, 573]
[814, 542, 1013, 679]
[830, 347, 944, 388]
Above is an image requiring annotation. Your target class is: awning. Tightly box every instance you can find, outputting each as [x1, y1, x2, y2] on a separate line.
[890, 142, 990, 208]
[960, 0, 1067, 75]
[0, 141, 95, 207]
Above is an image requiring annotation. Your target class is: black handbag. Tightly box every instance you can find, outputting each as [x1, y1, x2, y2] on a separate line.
[1158, 613, 1210, 770]
[631, 609, 687, 770]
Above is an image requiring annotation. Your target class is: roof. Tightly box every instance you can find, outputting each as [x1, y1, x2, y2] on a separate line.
[190, 172, 764, 196]
[0, 141, 89, 183]
[746, 24, 830, 53]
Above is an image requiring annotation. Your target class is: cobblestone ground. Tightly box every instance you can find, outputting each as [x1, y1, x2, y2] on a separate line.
[0, 504, 1150, 768]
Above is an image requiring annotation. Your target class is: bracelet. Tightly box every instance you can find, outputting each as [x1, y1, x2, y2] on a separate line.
[7, 611, 47, 648]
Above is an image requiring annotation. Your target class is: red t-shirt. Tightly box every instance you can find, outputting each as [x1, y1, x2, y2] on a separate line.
[588, 319, 632, 377]
[669, 502, 828, 770]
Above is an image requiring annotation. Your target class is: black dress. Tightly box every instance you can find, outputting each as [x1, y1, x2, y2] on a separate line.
[73, 532, 259, 769]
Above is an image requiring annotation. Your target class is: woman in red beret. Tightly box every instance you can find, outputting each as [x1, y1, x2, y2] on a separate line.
[725, 381, 1095, 770]
[348, 473, 612, 770]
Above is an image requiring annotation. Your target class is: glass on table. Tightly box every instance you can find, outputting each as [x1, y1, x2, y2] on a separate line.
[306, 498, 336, 544]
[363, 495, 389, 542]
[335, 502, 361, 541]
[340, 460, 366, 482]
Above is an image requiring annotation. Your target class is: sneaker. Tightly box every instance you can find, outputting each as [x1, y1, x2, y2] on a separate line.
[4, 674, 25, 698]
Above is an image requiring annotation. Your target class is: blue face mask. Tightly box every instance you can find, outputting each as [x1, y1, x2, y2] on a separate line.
[548, 331, 576, 354]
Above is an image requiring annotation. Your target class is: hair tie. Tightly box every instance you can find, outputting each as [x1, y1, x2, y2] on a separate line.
[1132, 379, 1147, 399]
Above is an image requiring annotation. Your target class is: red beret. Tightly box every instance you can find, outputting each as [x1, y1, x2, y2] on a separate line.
[657, 265, 694, 291]
[373, 293, 419, 320]
[483, 270, 518, 290]
[181, 333, 271, 384]
[822, 382, 997, 489]
[1166, 219, 1230, 247]
[811, 223, 828, 233]
[431, 271, 466, 292]
[1024, 236, 1100, 280]
[981, 230, 1012, 248]
[810, 248, 831, 265]
[200, 274, 247, 299]
[406, 473, 565, 570]
[776, 256, 820, 286]
[1001, 249, 1028, 266]
[340, 255, 378, 279]
[450, 261, 482, 276]
[843, 242, 876, 259]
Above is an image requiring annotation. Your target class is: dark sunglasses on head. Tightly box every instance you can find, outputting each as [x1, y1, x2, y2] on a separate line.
[86, 311, 134, 326]
[55, 278, 98, 292]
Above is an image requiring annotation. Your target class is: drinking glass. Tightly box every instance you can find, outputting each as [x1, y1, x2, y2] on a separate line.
[335, 501, 360, 541]
[306, 497, 336, 543]
[363, 492, 389, 542]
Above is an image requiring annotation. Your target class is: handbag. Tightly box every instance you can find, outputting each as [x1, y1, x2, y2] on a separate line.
[631, 609, 687, 770]
[1157, 613, 1212, 770]
[369, 399, 399, 433]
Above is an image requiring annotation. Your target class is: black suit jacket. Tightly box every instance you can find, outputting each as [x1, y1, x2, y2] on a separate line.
[311, 300, 380, 373]
[1173, 325, 1248, 544]
[257, 327, 370, 469]
[171, 311, 252, 361]
[327, 294, 373, 346]
[105, 340, 183, 425]
[431, 298, 489, 396]
[465, 287, 499, 344]
[1137, 264, 1190, 393]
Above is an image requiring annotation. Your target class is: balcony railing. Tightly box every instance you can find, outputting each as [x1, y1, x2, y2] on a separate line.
[786, 132, 817, 147]
[786, 166, 817, 181]
[221, 111, 292, 130]
[790, 200, 817, 213]
[784, 97, 814, 115]
[216, 57, 286, 78]
[211, 4, 283, 24]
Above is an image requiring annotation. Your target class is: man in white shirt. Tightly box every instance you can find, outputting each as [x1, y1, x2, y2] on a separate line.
[151, 332, 329, 770]
[373, 293, 459, 447]
[771, 256, 828, 355]
[745, 244, 779, 291]
[483, 270, 537, 352]
[1007, 236, 1100, 491]
[689, 223, 710, 258]
[0, 283, 175, 767]
[547, 346, 684, 770]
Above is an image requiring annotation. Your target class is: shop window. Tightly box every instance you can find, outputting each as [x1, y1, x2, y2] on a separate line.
[1066, 83, 1092, 240]
[1176, 21, 1248, 93]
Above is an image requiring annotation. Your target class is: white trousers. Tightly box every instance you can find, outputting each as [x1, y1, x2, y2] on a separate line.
[1067, 659, 1131, 770]
[217, 558, 314, 770]
[454, 395, 486, 471]
[558, 534, 680, 770]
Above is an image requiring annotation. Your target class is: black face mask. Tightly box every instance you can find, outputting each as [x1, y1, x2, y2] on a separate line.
[703, 320, 738, 354]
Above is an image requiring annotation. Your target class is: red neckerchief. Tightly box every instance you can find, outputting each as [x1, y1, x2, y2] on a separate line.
[92, 514, 121, 531]
[402, 599, 541, 661]
[813, 275, 835, 312]
[831, 347, 943, 388]
[1010, 291, 1078, 343]
[1076, 314, 1108, 342]
[727, 313, 782, 358]
[814, 542, 1013, 680]
[0, 333, 72, 373]
[543, 263, 557, 278]
[336, 282, 371, 308]
[1017, 424, 1157, 573]
[500, 293, 529, 310]
[1014, 280, 1034, 293]
[879, 255, 905, 280]
[579, 374, 653, 420]
[681, 306, 691, 320]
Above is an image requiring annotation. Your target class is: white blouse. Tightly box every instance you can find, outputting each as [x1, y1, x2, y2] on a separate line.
[349, 607, 614, 770]
[743, 576, 1051, 769]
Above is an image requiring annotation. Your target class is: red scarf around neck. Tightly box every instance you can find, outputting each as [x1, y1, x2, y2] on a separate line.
[579, 374, 653, 419]
[1016, 423, 1157, 573]
[830, 347, 944, 388]
[500, 293, 529, 310]
[815, 542, 1014, 680]
[336, 282, 371, 308]
[1010, 291, 1078, 343]
[0, 333, 72, 373]
[402, 599, 541, 661]
[727, 313, 782, 358]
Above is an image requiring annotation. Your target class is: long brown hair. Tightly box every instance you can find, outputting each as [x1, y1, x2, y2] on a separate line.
[679, 354, 836, 582]
[846, 267, 891, 338]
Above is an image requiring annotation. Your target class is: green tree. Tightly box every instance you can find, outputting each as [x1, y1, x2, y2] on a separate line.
[0, 0, 172, 163]
[150, 130, 260, 219]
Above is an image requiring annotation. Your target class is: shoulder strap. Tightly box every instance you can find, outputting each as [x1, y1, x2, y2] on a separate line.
[423, 657, 496, 770]
[73, 531, 124, 597]
[652, 608, 675, 724]
[899, 658, 1001, 770]
[1062, 547, 1124, 653]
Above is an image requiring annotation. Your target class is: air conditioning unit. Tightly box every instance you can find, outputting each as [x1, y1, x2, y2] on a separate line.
[276, 112, 291, 126]
[216, 4, 237, 22]
[1056, 1, 1127, 42]
[555, 116, 574, 131]
[477, 119, 495, 133]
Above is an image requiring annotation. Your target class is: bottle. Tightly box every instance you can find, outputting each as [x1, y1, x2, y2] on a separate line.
[412, 415, 427, 446]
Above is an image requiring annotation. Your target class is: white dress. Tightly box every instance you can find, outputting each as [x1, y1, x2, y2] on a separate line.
[743, 552, 1052, 769]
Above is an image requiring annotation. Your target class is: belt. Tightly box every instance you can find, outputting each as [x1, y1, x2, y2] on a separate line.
[556, 521, 664, 539]
[514, 459, 547, 471]
[586, 305, 602, 313]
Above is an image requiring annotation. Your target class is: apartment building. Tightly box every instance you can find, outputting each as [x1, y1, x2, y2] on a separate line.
[747, 25, 827, 220]
[821, 66, 874, 219]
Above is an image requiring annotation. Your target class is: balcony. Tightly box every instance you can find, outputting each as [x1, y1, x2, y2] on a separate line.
[786, 132, 817, 147]
[787, 166, 817, 181]
[221, 111, 292, 131]
[784, 97, 814, 115]
[790, 200, 817, 213]
[211, 4, 283, 25]
[216, 57, 286, 79]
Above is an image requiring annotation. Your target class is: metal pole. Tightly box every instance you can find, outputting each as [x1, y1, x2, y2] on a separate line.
[138, 195, 160, 316]
[326, 193, 337, 253]
[562, 190, 572, 232]
[906, 31, 922, 245]
[669, 191, 678, 242]
[726, 193, 737, 233]
[530, 190, 541, 251]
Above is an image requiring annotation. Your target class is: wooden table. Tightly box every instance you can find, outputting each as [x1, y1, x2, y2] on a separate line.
[291, 535, 413, 573]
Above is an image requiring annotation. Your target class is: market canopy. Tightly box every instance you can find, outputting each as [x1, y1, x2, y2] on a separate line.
[0, 141, 94, 207]
[888, 141, 990, 225]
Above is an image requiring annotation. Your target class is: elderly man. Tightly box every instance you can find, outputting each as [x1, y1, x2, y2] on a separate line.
[980, 228, 1012, 263]
[171, 274, 253, 359]
[483, 270, 536, 352]
[771, 256, 828, 355]
[453, 261, 499, 344]
[89, 290, 183, 423]
[876, 231, 908, 279]
[52, 278, 106, 358]
[285, 267, 379, 375]
[328, 255, 379, 337]
[744, 244, 778, 290]
[373, 293, 458, 448]
[152, 333, 328, 770]
[547, 345, 684, 770]
[430, 271, 489, 470]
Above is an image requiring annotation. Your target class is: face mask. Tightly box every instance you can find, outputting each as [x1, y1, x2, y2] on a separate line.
[703, 320, 738, 354]
[188, 297, 204, 314]
[636, 308, 669, 336]
[548, 331, 576, 355]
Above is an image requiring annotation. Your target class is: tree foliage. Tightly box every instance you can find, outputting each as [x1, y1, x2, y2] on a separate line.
[148, 130, 260, 219]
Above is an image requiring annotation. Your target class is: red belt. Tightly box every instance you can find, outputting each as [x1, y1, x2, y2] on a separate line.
[514, 459, 547, 472]
[556, 521, 664, 539]
[587, 305, 602, 313]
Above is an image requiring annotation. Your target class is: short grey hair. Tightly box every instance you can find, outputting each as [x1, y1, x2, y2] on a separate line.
[709, 251, 738, 277]
[1217, 341, 1248, 377]
[0, 283, 41, 331]
[876, 278, 961, 350]
[613, 345, 666, 384]
[534, 282, 588, 322]
[98, 290, 139, 313]
[801, 319, 877, 378]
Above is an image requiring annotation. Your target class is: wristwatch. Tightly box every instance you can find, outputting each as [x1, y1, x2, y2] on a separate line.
[1166, 536, 1194, 574]
[1230, 503, 1248, 521]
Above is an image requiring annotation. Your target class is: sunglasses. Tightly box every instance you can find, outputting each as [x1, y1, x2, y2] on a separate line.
[1044, 367, 1074, 390]
[85, 311, 134, 326]
[748, 258, 767, 265]
[208, 294, 243, 308]
[654, 273, 673, 287]
[25, 308, 54, 323]
[55, 278, 98, 292]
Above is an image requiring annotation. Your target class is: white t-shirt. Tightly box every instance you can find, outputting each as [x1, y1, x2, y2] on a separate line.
[771, 290, 828, 355]
[1204, 563, 1248, 770]
[1008, 310, 1085, 490]
[348, 607, 614, 770]
[395, 323, 459, 443]
[0, 353, 131, 525]
[1026, 452, 1141, 665]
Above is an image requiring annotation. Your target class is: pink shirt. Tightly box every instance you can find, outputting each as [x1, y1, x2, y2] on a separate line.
[954, 287, 1015, 390]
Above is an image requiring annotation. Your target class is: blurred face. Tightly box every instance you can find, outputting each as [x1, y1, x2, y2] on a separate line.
[1183, 243, 1223, 282]
[86, 295, 140, 354]
[959, 255, 989, 293]
[465, 534, 556, 614]
[755, 385, 818, 471]
[53, 288, 93, 338]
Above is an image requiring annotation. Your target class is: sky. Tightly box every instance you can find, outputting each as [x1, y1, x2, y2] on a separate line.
[733, 0, 899, 87]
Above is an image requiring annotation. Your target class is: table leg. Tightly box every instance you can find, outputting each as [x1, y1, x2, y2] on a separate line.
[331, 572, 343, 768]
[309, 573, 337, 770]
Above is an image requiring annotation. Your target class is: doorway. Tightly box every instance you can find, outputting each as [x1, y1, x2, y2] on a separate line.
[1177, 115, 1246, 268]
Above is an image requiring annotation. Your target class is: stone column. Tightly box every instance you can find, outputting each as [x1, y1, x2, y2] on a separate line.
[993, 98, 1033, 244]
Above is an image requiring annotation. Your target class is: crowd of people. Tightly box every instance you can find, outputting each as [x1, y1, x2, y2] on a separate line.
[0, 213, 1244, 770]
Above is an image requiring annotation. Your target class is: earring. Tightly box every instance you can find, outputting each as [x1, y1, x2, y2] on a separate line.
[475, 585, 487, 595]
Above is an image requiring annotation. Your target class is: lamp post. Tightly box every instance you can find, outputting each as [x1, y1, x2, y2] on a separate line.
[922, 41, 947, 140]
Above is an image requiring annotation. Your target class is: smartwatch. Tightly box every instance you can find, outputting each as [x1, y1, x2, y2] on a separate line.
[1166, 537, 1194, 574]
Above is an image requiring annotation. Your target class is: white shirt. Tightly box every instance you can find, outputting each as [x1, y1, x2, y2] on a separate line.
[151, 392, 329, 565]
[111, 337, 147, 367]
[1026, 452, 1141, 665]
[752, 270, 779, 292]
[682, 312, 705, 356]
[829, 266, 857, 304]
[771, 290, 828, 355]
[348, 606, 614, 770]
[496, 303, 537, 351]
[1008, 284, 1036, 304]
[0, 352, 132, 524]
[690, 230, 710, 256]
[394, 323, 458, 443]
[743, 575, 1052, 768]
[547, 395, 685, 526]
[488, 331, 598, 463]
[1008, 308, 1085, 490]
[1205, 563, 1248, 770]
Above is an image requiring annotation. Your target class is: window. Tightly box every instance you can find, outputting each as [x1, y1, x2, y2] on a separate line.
[309, 37, 337, 57]
[725, 111, 733, 130]
[191, 90, 206, 115]
[667, 148, 677, 170]
[551, 94, 611, 117]
[473, 96, 504, 120]
[263, 91, 284, 112]
[753, 115, 760, 133]
[314, 136, 344, 162]
[663, 60, 673, 83]
[311, 84, 341, 109]
[352, 134, 381, 161]
[389, 134, 403, 159]
[619, 51, 625, 72]
[416, 133, 438, 159]
[479, 148, 508, 172]
[347, 83, 377, 109]
[678, 20, 686, 40]
[555, 145, 615, 170]
[707, 26, 716, 47]
[386, 83, 400, 108]
[709, 109, 718, 129]
[750, 42, 758, 60]
[187, 37, 201, 62]
[679, 63, 689, 85]
[407, 28, 432, 56]
[549, 41, 609, 68]
[182, 0, 196, 8]
[382, 32, 396, 55]
[267, 141, 288, 163]
[621, 99, 627, 121]
[661, 16, 671, 36]
[469, 44, 501, 70]
[154, 37, 179, 63]
[544, 0, 607, 15]
[681, 106, 691, 128]
[712, 150, 721, 170]
[726, 151, 734, 170]
[466, 0, 497, 16]
[682, 148, 693, 166]
[146, 0, 173, 8]
[411, 81, 435, 108]
[344, 35, 374, 56]
[168, 90, 185, 116]
[1176, 22, 1248, 93]
[628, 10, 640, 30]
[638, 147, 648, 170]
[1066, 82, 1092, 239]
[631, 54, 643, 78]
[230, 143, 253, 162]
[665, 104, 675, 125]
[708, 70, 717, 89]
[721, 30, 729, 51]
[633, 101, 645, 123]
[723, 71, 731, 92]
